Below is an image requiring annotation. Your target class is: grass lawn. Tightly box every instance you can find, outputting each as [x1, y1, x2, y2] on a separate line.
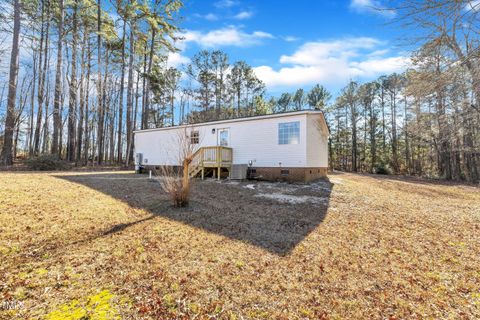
[0, 171, 479, 319]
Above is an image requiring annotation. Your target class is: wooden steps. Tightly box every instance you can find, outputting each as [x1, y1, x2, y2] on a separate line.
[188, 146, 233, 180]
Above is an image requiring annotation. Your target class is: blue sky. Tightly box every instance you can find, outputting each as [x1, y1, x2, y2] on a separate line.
[171, 0, 409, 96]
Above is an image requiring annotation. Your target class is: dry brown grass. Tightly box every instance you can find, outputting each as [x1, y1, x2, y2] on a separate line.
[0, 171, 479, 319]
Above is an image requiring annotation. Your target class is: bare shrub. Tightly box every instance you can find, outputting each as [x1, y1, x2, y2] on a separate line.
[155, 128, 198, 207]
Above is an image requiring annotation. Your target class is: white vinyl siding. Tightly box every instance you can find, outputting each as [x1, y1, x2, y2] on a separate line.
[305, 113, 329, 167]
[134, 111, 328, 168]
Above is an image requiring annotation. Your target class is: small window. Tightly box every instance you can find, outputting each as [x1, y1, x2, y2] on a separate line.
[190, 131, 199, 144]
[281, 169, 289, 176]
[278, 121, 300, 145]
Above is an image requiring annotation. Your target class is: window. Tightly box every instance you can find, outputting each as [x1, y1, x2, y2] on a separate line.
[278, 121, 300, 145]
[190, 131, 199, 144]
[218, 129, 229, 146]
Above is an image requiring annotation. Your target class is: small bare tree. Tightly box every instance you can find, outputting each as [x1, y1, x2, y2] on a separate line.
[155, 128, 198, 207]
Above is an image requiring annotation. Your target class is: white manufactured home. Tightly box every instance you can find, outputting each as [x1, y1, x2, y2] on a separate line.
[134, 110, 329, 182]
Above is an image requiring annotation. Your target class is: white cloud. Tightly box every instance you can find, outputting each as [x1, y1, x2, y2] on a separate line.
[367, 49, 390, 57]
[167, 52, 190, 68]
[253, 37, 409, 88]
[234, 11, 254, 20]
[279, 37, 382, 65]
[349, 0, 395, 17]
[349, 56, 408, 76]
[182, 26, 274, 48]
[214, 0, 239, 8]
[193, 13, 219, 21]
[254, 65, 342, 88]
[283, 36, 300, 42]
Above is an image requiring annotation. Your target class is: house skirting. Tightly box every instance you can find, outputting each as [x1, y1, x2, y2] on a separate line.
[139, 165, 182, 175]
[249, 167, 328, 182]
[139, 165, 328, 182]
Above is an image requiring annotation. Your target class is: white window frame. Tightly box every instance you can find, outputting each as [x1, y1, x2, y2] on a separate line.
[217, 128, 230, 146]
[278, 121, 300, 145]
[190, 131, 199, 144]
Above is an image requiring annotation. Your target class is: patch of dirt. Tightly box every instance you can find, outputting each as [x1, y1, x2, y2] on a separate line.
[254, 193, 328, 204]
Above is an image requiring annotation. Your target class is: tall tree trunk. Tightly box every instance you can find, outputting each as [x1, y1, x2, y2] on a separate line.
[67, 0, 79, 162]
[117, 18, 127, 163]
[362, 103, 367, 171]
[28, 50, 38, 156]
[42, 78, 50, 153]
[59, 82, 66, 157]
[108, 85, 116, 164]
[414, 99, 422, 175]
[380, 85, 386, 156]
[435, 70, 451, 179]
[125, 26, 135, 166]
[140, 43, 147, 129]
[369, 101, 376, 173]
[391, 92, 398, 172]
[99, 46, 110, 163]
[404, 98, 410, 174]
[96, 0, 104, 164]
[142, 28, 156, 130]
[133, 69, 140, 143]
[14, 79, 30, 159]
[34, 0, 49, 155]
[84, 37, 92, 165]
[236, 87, 241, 116]
[171, 89, 174, 126]
[351, 105, 357, 172]
[2, 0, 21, 166]
[76, 27, 87, 164]
[51, 0, 64, 156]
[1, 0, 21, 166]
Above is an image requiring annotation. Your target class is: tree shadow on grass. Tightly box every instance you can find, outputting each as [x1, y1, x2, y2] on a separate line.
[101, 216, 156, 236]
[55, 172, 333, 256]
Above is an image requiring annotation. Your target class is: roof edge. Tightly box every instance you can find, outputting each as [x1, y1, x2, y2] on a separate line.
[134, 110, 325, 134]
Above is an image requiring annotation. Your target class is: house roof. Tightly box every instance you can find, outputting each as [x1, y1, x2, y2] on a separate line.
[134, 110, 328, 134]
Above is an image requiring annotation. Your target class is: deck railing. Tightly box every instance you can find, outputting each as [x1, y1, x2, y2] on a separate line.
[202, 146, 233, 165]
[188, 146, 233, 179]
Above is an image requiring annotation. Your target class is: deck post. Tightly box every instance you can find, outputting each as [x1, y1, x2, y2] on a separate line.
[217, 167, 221, 180]
[201, 167, 204, 180]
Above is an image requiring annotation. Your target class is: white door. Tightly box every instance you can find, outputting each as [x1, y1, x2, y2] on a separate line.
[217, 128, 230, 146]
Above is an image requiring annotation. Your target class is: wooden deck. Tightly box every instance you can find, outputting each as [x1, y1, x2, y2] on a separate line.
[188, 146, 233, 180]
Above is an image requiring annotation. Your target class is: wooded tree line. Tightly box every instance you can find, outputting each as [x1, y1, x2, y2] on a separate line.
[183, 56, 333, 124]
[0, 0, 183, 166]
[327, 70, 480, 181]
[0, 0, 278, 166]
[148, 49, 268, 125]
[328, 1, 480, 181]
